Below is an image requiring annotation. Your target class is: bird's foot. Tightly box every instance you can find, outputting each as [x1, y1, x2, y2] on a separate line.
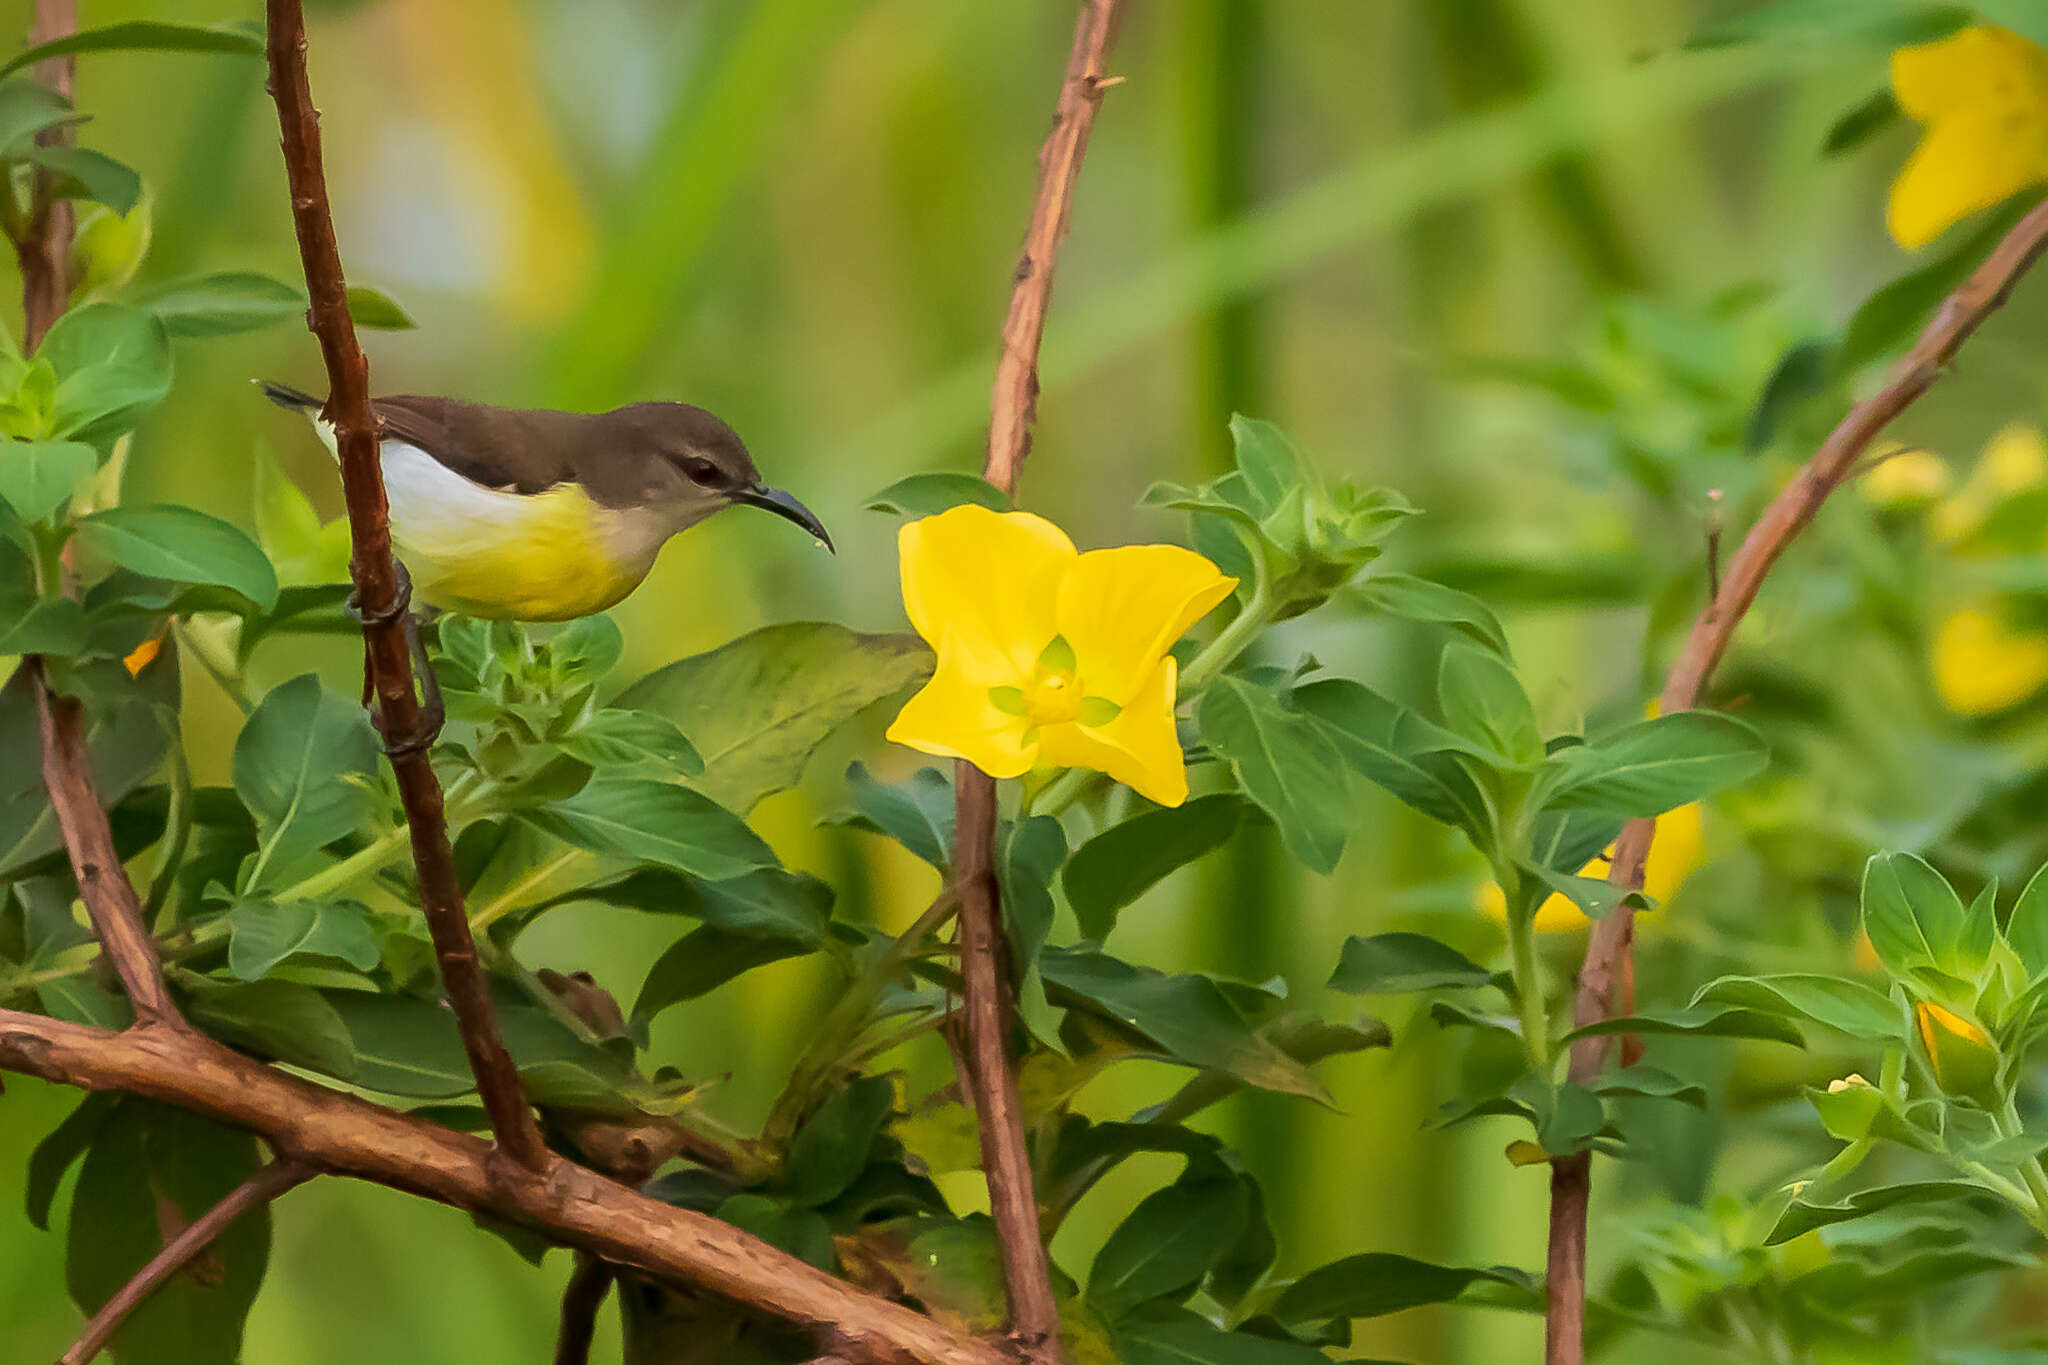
[347, 563, 445, 758]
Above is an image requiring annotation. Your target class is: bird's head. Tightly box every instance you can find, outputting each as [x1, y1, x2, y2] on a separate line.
[614, 401, 833, 551]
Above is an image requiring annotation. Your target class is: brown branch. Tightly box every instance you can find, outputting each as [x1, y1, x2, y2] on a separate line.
[59, 1158, 312, 1365]
[1544, 195, 2048, 1365]
[261, 0, 547, 1173]
[7, 4, 184, 1032]
[0, 1009, 1008, 1365]
[18, 0, 76, 349]
[949, 4, 1122, 1362]
[553, 1253, 615, 1365]
[32, 662, 182, 1026]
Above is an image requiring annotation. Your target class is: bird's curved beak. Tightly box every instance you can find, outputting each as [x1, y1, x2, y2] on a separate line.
[733, 484, 834, 553]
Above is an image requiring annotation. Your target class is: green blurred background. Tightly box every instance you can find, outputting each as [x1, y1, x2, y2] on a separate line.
[6, 0, 2046, 1360]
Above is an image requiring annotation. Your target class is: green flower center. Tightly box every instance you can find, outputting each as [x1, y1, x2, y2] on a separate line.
[988, 636, 1123, 730]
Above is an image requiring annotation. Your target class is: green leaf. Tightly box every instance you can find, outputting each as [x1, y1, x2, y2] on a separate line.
[184, 979, 357, 1080]
[1229, 415, 1306, 518]
[615, 622, 933, 813]
[558, 865, 831, 944]
[0, 592, 85, 656]
[1328, 933, 1493, 995]
[344, 284, 418, 330]
[232, 674, 379, 890]
[1541, 710, 1768, 817]
[76, 505, 278, 611]
[1593, 1066, 1708, 1108]
[1351, 573, 1509, 654]
[1862, 850, 1989, 985]
[826, 762, 954, 869]
[713, 1193, 838, 1272]
[1064, 794, 1245, 941]
[224, 898, 380, 980]
[0, 658, 172, 880]
[1291, 678, 1492, 846]
[525, 777, 777, 882]
[1436, 643, 1541, 767]
[1002, 813, 1066, 974]
[2008, 862, 2048, 982]
[785, 1075, 896, 1207]
[865, 471, 1012, 517]
[0, 438, 95, 522]
[1271, 1252, 1533, 1322]
[1516, 862, 1649, 921]
[1198, 675, 1353, 875]
[25, 1092, 117, 1231]
[1821, 88, 1901, 156]
[1745, 339, 1839, 454]
[557, 707, 704, 777]
[632, 924, 815, 1022]
[1562, 1005, 1805, 1047]
[322, 992, 636, 1108]
[135, 271, 307, 338]
[1765, 1181, 1995, 1245]
[1040, 946, 1325, 1101]
[1842, 196, 2035, 371]
[1089, 1176, 1250, 1318]
[20, 145, 141, 216]
[1691, 974, 1903, 1042]
[40, 301, 173, 442]
[0, 20, 264, 81]
[1688, 0, 1970, 48]
[66, 1101, 270, 1365]
[0, 78, 83, 154]
[1115, 1310, 1333, 1365]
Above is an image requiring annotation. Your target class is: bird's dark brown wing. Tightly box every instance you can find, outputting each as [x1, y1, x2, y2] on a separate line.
[372, 394, 597, 496]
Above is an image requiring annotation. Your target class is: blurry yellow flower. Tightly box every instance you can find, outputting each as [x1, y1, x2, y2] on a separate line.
[1931, 424, 2048, 543]
[1478, 803, 1705, 934]
[1914, 1000, 1999, 1099]
[1888, 25, 2048, 249]
[1931, 604, 2048, 714]
[1858, 447, 1951, 508]
[885, 505, 1236, 807]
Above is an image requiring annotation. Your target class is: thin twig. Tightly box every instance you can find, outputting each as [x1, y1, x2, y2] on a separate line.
[952, 4, 1122, 1361]
[59, 1159, 312, 1365]
[0, 1009, 1009, 1365]
[1544, 196, 2048, 1365]
[553, 1253, 615, 1365]
[18, 0, 75, 350]
[261, 0, 547, 1173]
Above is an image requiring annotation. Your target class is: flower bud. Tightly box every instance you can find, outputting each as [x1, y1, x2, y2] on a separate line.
[1914, 1001, 2000, 1102]
[1809, 1073, 1883, 1141]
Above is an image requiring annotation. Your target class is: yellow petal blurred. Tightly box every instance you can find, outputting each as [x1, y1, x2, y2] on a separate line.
[1476, 805, 1702, 934]
[1858, 448, 1951, 508]
[1035, 656, 1190, 806]
[1979, 423, 2048, 494]
[898, 507, 1075, 684]
[1888, 99, 2048, 249]
[1892, 25, 2048, 122]
[1055, 545, 1236, 705]
[1932, 605, 2048, 714]
[885, 641, 1038, 778]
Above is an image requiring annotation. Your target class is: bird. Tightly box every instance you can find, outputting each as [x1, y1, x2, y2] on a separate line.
[259, 381, 832, 621]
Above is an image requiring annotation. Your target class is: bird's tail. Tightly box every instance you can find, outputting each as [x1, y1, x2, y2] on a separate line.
[255, 379, 322, 412]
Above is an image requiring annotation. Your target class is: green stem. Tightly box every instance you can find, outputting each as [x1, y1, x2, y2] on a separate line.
[1996, 1095, 2048, 1233]
[1178, 577, 1272, 698]
[1503, 870, 1552, 1072]
[469, 847, 594, 933]
[760, 890, 959, 1149]
[274, 772, 487, 905]
[175, 619, 254, 715]
[144, 744, 193, 931]
[1028, 767, 1101, 818]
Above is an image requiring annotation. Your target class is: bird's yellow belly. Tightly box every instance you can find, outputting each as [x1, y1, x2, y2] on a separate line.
[380, 443, 653, 621]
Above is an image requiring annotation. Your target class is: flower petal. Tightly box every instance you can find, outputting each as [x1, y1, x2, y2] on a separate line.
[1887, 103, 2048, 249]
[898, 506, 1076, 683]
[886, 642, 1038, 777]
[1036, 656, 1189, 806]
[1932, 604, 2048, 715]
[1892, 25, 2048, 123]
[1055, 545, 1236, 705]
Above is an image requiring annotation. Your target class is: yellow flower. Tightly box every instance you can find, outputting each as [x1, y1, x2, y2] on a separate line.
[1478, 803, 1705, 934]
[1931, 604, 2048, 714]
[1930, 424, 2048, 543]
[1888, 25, 2048, 249]
[884, 504, 1236, 807]
[1858, 447, 1951, 508]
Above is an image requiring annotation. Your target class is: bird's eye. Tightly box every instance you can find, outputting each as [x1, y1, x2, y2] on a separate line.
[681, 457, 721, 487]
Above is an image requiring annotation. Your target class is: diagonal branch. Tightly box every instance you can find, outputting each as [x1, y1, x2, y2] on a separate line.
[260, 0, 548, 1173]
[1543, 195, 2048, 1365]
[552, 1253, 615, 1365]
[59, 1158, 312, 1365]
[953, 3, 1122, 1361]
[0, 1009, 1008, 1365]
